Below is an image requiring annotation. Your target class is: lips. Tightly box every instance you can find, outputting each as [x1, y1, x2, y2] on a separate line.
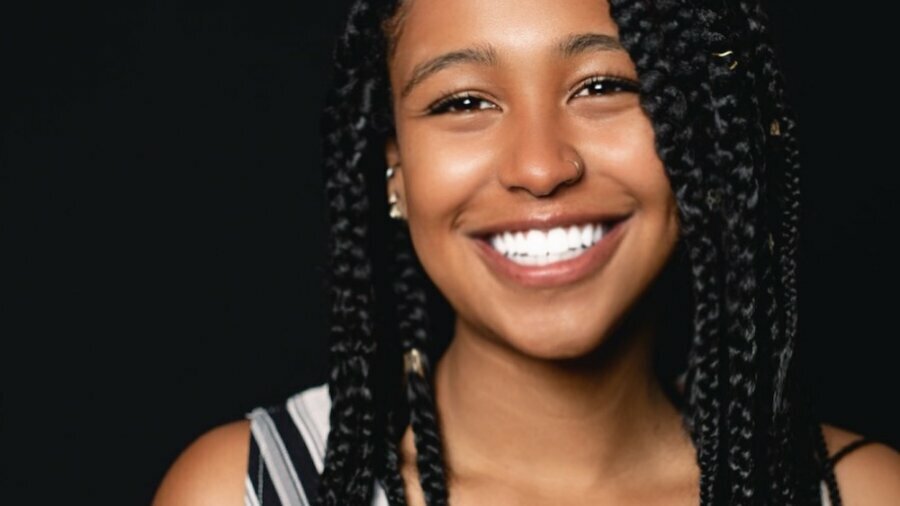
[469, 213, 631, 288]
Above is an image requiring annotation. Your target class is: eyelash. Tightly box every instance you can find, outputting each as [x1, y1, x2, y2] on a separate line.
[425, 73, 640, 115]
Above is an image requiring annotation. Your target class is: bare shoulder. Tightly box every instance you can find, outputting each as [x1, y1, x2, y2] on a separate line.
[821, 423, 900, 506]
[152, 419, 251, 506]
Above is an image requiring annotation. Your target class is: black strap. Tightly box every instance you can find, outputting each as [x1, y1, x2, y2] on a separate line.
[828, 437, 877, 467]
[815, 424, 842, 506]
[819, 434, 879, 506]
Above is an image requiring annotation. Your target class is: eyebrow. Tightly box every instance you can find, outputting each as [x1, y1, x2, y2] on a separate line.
[557, 32, 625, 57]
[399, 32, 625, 99]
[400, 45, 497, 98]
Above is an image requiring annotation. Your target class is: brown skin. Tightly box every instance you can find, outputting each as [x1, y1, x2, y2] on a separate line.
[386, 0, 679, 364]
[152, 0, 900, 504]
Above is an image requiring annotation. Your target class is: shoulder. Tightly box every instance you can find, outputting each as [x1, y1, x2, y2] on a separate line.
[152, 383, 332, 506]
[821, 422, 900, 506]
[152, 419, 251, 506]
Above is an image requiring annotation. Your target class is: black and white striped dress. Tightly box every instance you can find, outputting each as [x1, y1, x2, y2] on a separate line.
[243, 383, 870, 506]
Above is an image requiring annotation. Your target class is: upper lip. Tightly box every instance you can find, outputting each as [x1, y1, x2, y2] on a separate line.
[465, 210, 632, 239]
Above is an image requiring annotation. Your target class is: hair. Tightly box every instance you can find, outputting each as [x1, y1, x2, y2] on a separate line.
[314, 0, 835, 505]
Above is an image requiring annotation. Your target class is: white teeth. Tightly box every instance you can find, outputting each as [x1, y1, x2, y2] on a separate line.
[567, 225, 581, 246]
[515, 231, 526, 253]
[486, 221, 610, 265]
[581, 224, 593, 247]
[525, 230, 545, 257]
[491, 234, 506, 254]
[503, 231, 515, 251]
[547, 228, 568, 254]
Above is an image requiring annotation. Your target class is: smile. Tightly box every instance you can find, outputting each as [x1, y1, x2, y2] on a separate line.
[487, 222, 607, 266]
[472, 215, 631, 288]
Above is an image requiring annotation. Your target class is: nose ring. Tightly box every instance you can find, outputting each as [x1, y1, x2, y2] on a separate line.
[565, 158, 584, 183]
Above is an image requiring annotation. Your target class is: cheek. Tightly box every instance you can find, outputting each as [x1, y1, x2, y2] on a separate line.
[579, 110, 674, 210]
[400, 127, 495, 227]
[399, 129, 491, 282]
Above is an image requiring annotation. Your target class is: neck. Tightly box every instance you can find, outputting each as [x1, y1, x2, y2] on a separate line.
[431, 301, 692, 495]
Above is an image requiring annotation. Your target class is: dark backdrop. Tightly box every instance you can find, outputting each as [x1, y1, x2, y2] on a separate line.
[3, 1, 898, 503]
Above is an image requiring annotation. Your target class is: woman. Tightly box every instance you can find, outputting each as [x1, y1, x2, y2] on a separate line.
[153, 0, 900, 504]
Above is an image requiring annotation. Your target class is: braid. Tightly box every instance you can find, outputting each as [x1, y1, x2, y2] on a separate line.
[389, 224, 450, 506]
[317, 1, 454, 504]
[609, 1, 815, 504]
[736, 1, 820, 502]
[381, 408, 411, 506]
[707, 13, 766, 506]
[317, 1, 394, 504]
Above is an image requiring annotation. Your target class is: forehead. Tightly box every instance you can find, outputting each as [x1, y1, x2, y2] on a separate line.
[389, 0, 620, 67]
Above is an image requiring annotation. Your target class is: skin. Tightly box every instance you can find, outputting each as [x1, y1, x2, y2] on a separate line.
[152, 0, 900, 504]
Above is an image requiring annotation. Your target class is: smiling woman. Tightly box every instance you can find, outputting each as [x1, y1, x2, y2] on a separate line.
[152, 0, 900, 505]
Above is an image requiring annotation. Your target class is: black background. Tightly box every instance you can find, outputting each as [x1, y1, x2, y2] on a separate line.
[3, 1, 898, 503]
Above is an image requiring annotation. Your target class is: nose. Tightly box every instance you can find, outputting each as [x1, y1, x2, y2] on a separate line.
[497, 110, 584, 198]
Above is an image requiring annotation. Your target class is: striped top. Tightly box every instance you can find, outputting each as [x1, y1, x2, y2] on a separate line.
[244, 383, 389, 506]
[244, 383, 872, 506]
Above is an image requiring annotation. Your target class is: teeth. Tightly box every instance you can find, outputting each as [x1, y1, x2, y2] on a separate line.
[514, 231, 527, 253]
[487, 222, 609, 264]
[581, 225, 593, 248]
[491, 234, 506, 254]
[547, 228, 568, 254]
[525, 230, 546, 257]
[567, 225, 581, 248]
[503, 231, 515, 251]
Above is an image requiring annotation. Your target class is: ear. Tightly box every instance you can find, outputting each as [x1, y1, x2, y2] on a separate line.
[384, 137, 407, 216]
[385, 136, 400, 168]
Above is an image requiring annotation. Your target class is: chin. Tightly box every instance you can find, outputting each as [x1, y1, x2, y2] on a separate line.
[497, 317, 613, 361]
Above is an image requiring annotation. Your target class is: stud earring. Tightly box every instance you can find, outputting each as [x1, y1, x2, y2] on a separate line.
[388, 191, 403, 220]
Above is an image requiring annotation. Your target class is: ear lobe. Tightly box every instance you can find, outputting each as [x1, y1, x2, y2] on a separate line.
[384, 137, 404, 190]
[384, 137, 400, 169]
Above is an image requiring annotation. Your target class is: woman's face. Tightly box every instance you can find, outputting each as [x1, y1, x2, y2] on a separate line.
[385, 0, 680, 359]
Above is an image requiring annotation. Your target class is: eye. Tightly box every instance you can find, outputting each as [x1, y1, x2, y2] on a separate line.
[427, 93, 498, 115]
[571, 75, 640, 99]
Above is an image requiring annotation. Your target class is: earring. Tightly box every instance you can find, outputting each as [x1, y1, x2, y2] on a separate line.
[386, 163, 400, 180]
[388, 191, 403, 220]
[387, 164, 404, 220]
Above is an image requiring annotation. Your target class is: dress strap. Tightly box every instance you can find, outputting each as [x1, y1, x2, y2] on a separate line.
[819, 431, 879, 506]
[828, 437, 877, 468]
